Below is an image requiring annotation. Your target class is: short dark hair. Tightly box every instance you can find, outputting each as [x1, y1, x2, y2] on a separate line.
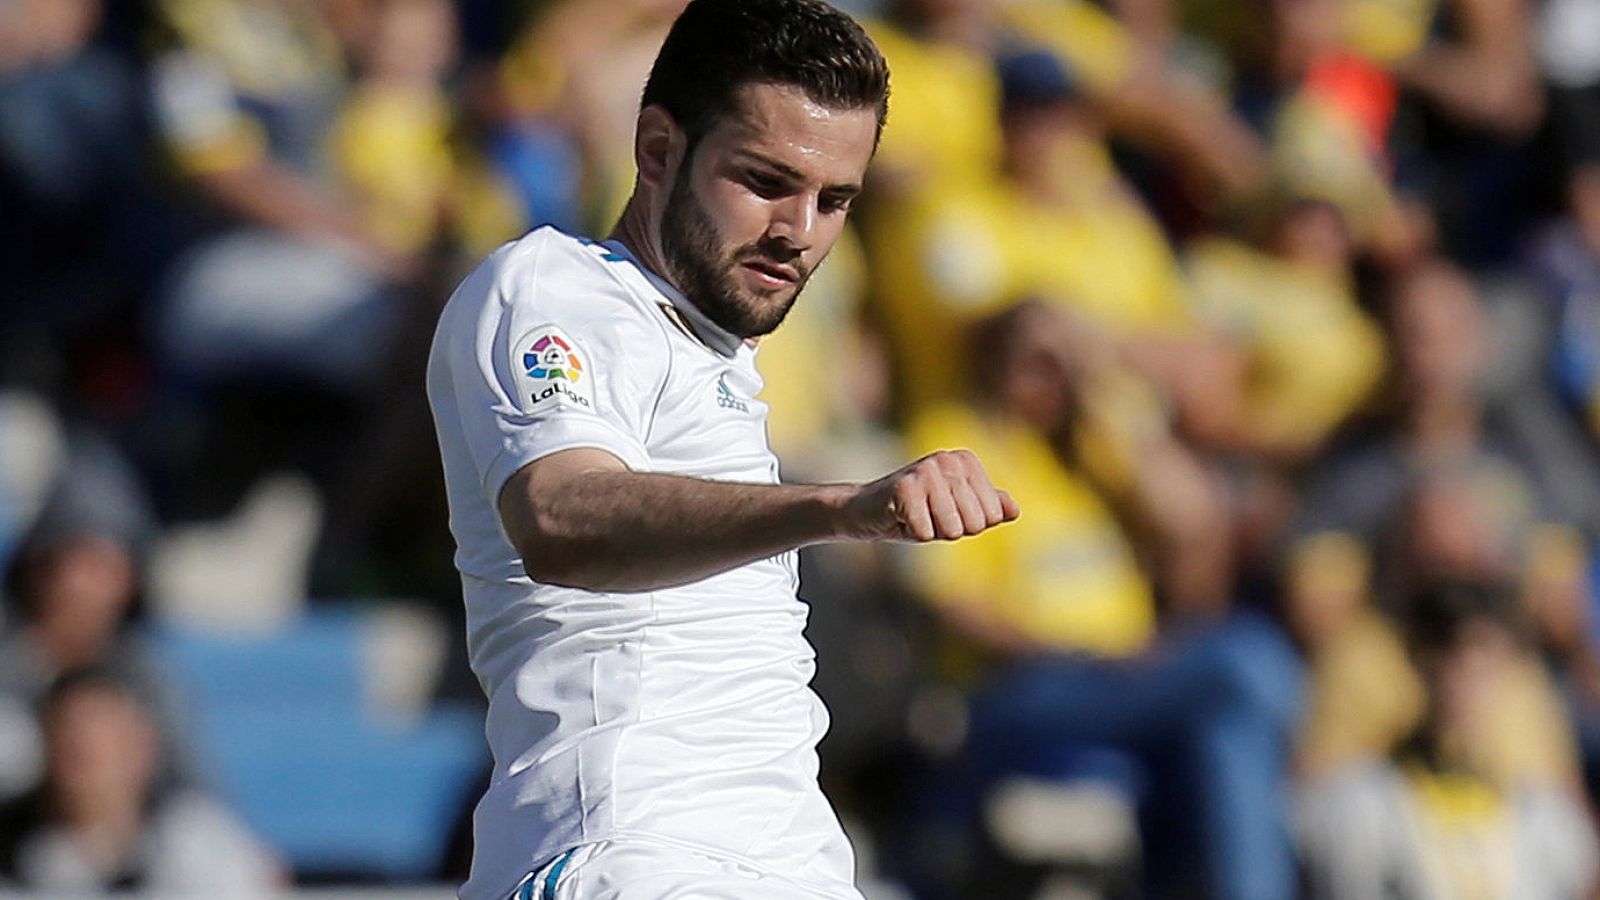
[641, 0, 890, 149]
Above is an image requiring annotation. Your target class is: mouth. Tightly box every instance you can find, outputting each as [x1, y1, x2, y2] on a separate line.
[740, 259, 800, 288]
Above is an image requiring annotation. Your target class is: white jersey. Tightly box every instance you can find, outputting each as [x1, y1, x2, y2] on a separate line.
[426, 227, 861, 900]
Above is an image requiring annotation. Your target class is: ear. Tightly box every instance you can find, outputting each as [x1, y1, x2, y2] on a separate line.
[634, 105, 684, 190]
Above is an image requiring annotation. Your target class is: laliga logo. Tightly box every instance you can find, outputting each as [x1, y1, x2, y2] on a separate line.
[525, 335, 584, 382]
[521, 332, 592, 409]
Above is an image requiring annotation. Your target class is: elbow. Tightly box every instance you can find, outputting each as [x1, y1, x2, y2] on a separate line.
[500, 456, 633, 590]
[520, 543, 579, 587]
[518, 524, 631, 592]
[519, 533, 652, 592]
[511, 499, 595, 588]
[517, 528, 598, 589]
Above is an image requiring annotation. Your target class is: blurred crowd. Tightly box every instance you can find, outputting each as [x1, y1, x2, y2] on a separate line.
[4, 0, 1600, 897]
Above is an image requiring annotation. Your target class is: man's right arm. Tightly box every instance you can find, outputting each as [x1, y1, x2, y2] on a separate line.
[498, 446, 1019, 593]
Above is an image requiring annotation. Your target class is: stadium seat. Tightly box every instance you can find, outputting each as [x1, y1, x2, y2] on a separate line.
[147, 607, 487, 882]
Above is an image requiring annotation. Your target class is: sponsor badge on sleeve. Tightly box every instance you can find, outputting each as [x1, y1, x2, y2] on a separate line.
[513, 325, 596, 414]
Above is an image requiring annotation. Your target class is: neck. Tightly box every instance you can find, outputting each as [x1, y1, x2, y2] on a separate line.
[31, 621, 107, 675]
[607, 196, 743, 354]
[609, 197, 675, 291]
[63, 791, 146, 872]
[1414, 712, 1477, 773]
[1006, 157, 1066, 206]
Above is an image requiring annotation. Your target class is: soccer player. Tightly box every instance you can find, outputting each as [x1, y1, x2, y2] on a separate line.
[425, 2, 1019, 898]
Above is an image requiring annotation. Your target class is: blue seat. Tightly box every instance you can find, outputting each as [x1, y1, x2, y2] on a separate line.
[151, 608, 367, 719]
[148, 609, 486, 881]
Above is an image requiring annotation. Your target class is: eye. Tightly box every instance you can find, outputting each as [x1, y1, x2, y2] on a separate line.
[742, 170, 788, 199]
[819, 192, 854, 214]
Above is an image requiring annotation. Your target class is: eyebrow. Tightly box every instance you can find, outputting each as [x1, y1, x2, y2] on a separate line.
[732, 149, 862, 197]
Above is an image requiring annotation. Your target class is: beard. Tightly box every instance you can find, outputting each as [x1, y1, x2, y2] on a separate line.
[659, 168, 811, 339]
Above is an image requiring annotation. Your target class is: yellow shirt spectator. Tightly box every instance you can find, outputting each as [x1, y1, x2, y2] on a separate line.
[1270, 91, 1399, 244]
[1011, 138, 1192, 336]
[1342, 0, 1440, 64]
[870, 139, 1192, 418]
[903, 403, 1156, 658]
[329, 84, 455, 254]
[864, 1, 1140, 195]
[329, 84, 523, 258]
[151, 0, 346, 177]
[863, 19, 1003, 192]
[1000, 0, 1138, 98]
[868, 177, 1023, 417]
[1185, 235, 1385, 453]
[1299, 606, 1581, 788]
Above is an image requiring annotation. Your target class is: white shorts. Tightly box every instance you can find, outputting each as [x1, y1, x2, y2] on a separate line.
[510, 838, 865, 900]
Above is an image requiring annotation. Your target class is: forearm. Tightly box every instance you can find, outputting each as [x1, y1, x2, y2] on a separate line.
[1106, 0, 1177, 52]
[500, 446, 1018, 593]
[1396, 44, 1540, 135]
[1100, 68, 1266, 198]
[197, 163, 416, 279]
[1064, 392, 1231, 616]
[935, 597, 1052, 659]
[197, 163, 366, 243]
[504, 467, 852, 591]
[1120, 441, 1232, 617]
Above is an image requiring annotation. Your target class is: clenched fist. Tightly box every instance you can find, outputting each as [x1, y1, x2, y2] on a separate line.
[841, 450, 1020, 542]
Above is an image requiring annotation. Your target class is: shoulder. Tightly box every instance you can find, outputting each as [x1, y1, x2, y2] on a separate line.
[1514, 782, 1591, 823]
[1501, 783, 1600, 898]
[445, 228, 669, 348]
[484, 228, 640, 309]
[146, 790, 282, 889]
[150, 790, 274, 858]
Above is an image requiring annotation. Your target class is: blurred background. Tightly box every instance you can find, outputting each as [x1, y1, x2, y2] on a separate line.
[3, 0, 1600, 897]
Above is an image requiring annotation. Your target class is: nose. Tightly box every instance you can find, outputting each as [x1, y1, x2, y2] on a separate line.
[766, 193, 817, 252]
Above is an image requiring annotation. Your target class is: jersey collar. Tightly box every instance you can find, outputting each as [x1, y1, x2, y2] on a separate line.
[602, 240, 744, 359]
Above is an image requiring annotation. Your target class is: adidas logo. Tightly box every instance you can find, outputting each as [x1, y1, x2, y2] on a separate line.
[716, 374, 750, 412]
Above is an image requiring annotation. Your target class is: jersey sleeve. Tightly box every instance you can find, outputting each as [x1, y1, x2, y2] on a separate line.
[436, 236, 666, 502]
